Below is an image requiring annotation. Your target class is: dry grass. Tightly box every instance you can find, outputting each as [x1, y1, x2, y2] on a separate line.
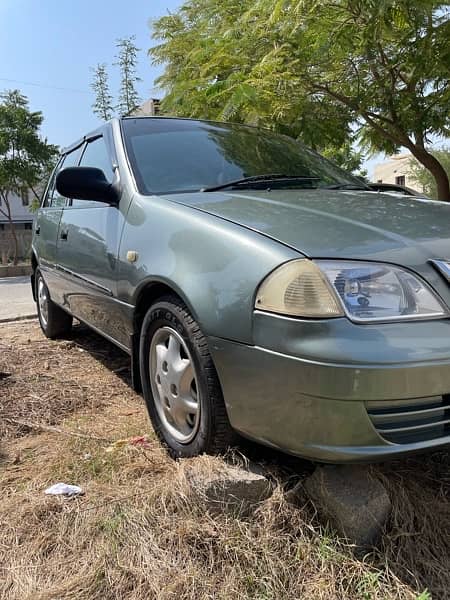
[379, 453, 450, 598]
[0, 320, 448, 599]
[0, 321, 135, 440]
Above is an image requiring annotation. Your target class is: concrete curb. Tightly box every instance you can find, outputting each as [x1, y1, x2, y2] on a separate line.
[0, 314, 37, 324]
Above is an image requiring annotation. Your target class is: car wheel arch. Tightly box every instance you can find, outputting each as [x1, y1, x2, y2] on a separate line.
[130, 279, 208, 394]
[133, 279, 201, 338]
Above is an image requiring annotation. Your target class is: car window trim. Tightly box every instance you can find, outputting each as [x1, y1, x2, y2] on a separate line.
[41, 156, 64, 208]
[118, 119, 139, 194]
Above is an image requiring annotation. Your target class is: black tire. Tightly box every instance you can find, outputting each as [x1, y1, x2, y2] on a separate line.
[139, 295, 236, 458]
[35, 269, 73, 339]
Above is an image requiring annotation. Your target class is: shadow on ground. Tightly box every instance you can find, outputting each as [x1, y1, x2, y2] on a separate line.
[69, 322, 133, 386]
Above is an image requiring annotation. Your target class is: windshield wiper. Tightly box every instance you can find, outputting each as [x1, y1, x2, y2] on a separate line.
[324, 183, 370, 191]
[201, 174, 320, 192]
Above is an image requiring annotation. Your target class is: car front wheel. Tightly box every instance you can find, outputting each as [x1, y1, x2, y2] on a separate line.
[35, 269, 73, 339]
[139, 296, 235, 457]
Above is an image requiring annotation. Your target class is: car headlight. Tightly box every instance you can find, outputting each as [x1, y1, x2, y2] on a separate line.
[255, 259, 448, 322]
[255, 259, 344, 318]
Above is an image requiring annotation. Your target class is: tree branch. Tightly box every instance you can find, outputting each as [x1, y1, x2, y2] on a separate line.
[310, 81, 414, 147]
[29, 185, 41, 202]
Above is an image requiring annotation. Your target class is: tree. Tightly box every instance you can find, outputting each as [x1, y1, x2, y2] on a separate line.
[115, 36, 142, 116]
[410, 147, 450, 198]
[150, 1, 450, 198]
[150, 0, 359, 162]
[91, 63, 114, 121]
[0, 90, 58, 264]
[322, 142, 367, 178]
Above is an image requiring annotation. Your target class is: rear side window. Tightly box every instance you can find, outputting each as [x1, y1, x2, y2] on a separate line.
[42, 157, 63, 207]
[42, 146, 83, 207]
[71, 137, 113, 208]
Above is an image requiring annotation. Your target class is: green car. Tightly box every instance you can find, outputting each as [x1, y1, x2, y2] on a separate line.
[32, 117, 450, 462]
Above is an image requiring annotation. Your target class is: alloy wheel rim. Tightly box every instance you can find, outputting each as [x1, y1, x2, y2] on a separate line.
[38, 278, 49, 327]
[149, 326, 200, 444]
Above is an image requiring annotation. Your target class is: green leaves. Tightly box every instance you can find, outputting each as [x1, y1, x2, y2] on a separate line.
[149, 0, 450, 195]
[0, 90, 59, 263]
[0, 90, 58, 196]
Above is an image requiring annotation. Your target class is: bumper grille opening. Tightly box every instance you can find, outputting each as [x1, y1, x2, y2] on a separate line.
[366, 395, 450, 444]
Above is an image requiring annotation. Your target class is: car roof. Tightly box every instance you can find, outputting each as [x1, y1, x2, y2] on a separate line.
[120, 115, 273, 134]
[62, 115, 280, 156]
[62, 116, 266, 156]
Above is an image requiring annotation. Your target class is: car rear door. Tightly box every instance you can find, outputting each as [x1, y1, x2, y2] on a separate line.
[55, 132, 127, 344]
[33, 146, 83, 303]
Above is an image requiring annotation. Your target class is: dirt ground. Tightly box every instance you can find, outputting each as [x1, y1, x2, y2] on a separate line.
[0, 319, 449, 599]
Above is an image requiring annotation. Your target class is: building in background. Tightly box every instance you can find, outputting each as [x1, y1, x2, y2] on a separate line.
[0, 191, 34, 263]
[0, 190, 34, 231]
[132, 98, 161, 117]
[372, 154, 425, 194]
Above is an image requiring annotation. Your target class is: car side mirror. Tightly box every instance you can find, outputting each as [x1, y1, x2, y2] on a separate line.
[55, 166, 119, 205]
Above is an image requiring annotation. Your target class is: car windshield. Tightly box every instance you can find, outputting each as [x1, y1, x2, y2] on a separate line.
[121, 118, 366, 195]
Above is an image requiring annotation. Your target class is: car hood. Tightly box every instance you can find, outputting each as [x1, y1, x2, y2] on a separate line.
[166, 188, 450, 296]
[167, 188, 450, 260]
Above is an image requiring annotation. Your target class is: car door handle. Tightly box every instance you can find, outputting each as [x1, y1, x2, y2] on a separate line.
[60, 229, 68, 241]
[35, 225, 40, 235]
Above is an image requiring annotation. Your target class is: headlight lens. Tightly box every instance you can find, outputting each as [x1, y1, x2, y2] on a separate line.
[255, 259, 448, 322]
[317, 260, 448, 322]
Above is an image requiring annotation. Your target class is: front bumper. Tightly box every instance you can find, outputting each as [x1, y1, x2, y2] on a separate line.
[208, 313, 450, 463]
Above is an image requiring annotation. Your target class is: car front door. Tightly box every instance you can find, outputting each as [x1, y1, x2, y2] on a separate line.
[55, 133, 127, 344]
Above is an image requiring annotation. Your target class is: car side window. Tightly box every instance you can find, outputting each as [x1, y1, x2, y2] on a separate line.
[51, 145, 84, 208]
[71, 137, 114, 208]
[42, 156, 64, 208]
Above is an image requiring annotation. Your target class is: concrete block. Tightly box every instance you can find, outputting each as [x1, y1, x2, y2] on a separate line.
[187, 462, 272, 515]
[302, 465, 391, 549]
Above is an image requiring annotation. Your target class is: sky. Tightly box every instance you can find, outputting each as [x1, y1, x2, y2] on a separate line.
[0, 0, 381, 176]
[0, 0, 180, 148]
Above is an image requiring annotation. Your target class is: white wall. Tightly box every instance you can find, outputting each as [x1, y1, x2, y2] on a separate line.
[372, 154, 425, 193]
[0, 191, 34, 223]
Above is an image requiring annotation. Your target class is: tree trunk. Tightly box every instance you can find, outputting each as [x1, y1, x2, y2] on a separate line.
[9, 222, 19, 266]
[407, 145, 450, 201]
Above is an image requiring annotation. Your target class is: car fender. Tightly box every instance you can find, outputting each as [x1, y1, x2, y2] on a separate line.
[117, 194, 300, 344]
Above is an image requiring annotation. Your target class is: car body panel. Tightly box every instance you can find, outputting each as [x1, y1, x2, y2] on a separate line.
[34, 209, 60, 261]
[165, 189, 450, 306]
[252, 311, 450, 366]
[116, 193, 299, 344]
[210, 311, 450, 461]
[163, 189, 450, 258]
[55, 203, 128, 342]
[209, 335, 450, 462]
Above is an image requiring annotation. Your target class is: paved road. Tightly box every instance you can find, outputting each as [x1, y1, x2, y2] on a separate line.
[0, 276, 36, 322]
